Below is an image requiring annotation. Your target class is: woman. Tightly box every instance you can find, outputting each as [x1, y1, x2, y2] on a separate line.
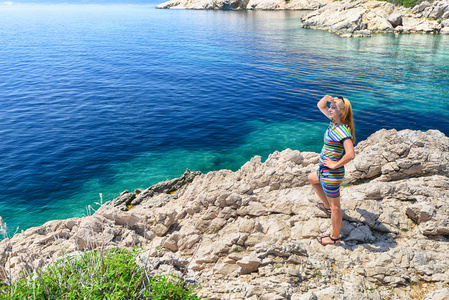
[308, 95, 356, 245]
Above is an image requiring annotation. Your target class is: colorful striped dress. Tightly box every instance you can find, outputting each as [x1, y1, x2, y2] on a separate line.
[317, 119, 352, 198]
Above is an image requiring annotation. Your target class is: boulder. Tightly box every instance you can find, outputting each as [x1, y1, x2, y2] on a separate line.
[412, 1, 431, 14]
[110, 190, 135, 209]
[363, 11, 394, 32]
[425, 2, 449, 19]
[236, 254, 261, 274]
[424, 288, 449, 300]
[387, 12, 403, 27]
[407, 202, 449, 235]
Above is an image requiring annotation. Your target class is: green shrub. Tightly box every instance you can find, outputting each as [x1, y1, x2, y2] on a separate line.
[0, 248, 200, 300]
[402, 0, 419, 8]
[377, 0, 423, 8]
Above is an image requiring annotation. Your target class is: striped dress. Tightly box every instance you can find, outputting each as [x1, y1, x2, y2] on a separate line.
[317, 119, 352, 198]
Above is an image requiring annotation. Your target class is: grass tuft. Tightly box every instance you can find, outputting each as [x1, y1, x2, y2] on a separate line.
[0, 248, 200, 300]
[233, 247, 242, 253]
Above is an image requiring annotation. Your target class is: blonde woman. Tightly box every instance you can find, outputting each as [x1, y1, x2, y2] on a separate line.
[308, 95, 356, 245]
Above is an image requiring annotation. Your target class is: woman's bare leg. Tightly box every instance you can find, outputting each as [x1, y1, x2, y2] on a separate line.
[320, 195, 342, 244]
[308, 172, 330, 209]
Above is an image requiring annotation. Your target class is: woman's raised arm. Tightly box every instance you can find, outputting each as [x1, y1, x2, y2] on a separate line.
[317, 95, 333, 119]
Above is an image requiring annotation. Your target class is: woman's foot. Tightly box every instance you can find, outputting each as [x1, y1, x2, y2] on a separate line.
[317, 235, 341, 245]
[315, 203, 331, 216]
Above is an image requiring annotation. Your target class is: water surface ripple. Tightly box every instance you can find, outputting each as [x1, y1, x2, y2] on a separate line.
[0, 5, 448, 235]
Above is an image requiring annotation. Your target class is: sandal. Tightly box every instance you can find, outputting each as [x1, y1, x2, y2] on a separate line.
[315, 203, 331, 216]
[317, 235, 341, 245]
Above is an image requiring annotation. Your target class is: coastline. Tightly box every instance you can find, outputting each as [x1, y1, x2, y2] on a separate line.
[1, 128, 449, 299]
[156, 0, 449, 37]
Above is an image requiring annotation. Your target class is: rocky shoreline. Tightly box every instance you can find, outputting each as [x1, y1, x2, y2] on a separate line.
[156, 0, 331, 10]
[1, 128, 449, 299]
[301, 0, 449, 37]
[156, 0, 449, 37]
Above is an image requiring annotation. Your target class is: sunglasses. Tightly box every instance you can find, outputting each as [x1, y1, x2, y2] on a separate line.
[336, 96, 345, 104]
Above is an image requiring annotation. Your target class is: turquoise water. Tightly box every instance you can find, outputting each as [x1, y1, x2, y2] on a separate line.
[0, 4, 448, 236]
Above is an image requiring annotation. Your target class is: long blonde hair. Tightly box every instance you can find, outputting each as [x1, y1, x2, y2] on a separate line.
[339, 98, 356, 144]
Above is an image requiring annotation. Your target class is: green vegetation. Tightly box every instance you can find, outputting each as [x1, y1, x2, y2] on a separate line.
[0, 248, 200, 300]
[380, 0, 423, 8]
[366, 285, 380, 292]
[311, 268, 322, 279]
[233, 247, 242, 253]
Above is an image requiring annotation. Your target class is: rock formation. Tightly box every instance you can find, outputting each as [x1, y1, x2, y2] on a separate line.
[1, 128, 449, 299]
[157, 0, 449, 36]
[156, 0, 332, 10]
[301, 0, 449, 37]
[110, 169, 202, 211]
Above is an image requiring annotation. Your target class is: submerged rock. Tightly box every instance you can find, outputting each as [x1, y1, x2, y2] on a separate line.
[110, 169, 201, 210]
[1, 128, 449, 299]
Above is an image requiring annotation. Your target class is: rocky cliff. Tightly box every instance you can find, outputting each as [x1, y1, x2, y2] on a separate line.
[156, 0, 449, 37]
[301, 0, 449, 37]
[1, 129, 449, 299]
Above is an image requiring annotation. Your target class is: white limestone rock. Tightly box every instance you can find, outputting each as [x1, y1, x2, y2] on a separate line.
[236, 253, 261, 274]
[301, 0, 400, 36]
[1, 128, 449, 299]
[443, 10, 449, 19]
[157, 0, 331, 10]
[301, 0, 448, 36]
[412, 1, 431, 14]
[424, 288, 449, 300]
[286, 0, 331, 10]
[387, 12, 403, 27]
[345, 129, 449, 183]
[156, 0, 449, 37]
[424, 1, 449, 19]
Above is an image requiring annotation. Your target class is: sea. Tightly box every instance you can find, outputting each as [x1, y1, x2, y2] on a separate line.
[1, 3, 448, 237]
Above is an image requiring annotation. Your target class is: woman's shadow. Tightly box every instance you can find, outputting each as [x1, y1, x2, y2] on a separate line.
[338, 207, 399, 252]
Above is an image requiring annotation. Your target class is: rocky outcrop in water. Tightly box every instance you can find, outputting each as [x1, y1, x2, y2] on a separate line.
[110, 169, 202, 211]
[157, 0, 449, 36]
[1, 128, 449, 299]
[300, 0, 449, 37]
[156, 0, 331, 10]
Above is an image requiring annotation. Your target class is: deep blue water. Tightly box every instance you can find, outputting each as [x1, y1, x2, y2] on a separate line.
[1, 4, 448, 236]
